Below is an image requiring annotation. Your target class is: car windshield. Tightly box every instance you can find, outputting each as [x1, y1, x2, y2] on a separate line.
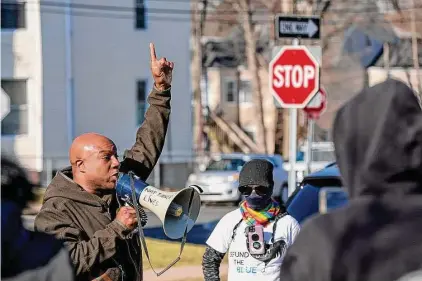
[205, 158, 246, 171]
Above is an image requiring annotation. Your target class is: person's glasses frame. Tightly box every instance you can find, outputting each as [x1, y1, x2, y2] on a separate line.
[239, 185, 269, 196]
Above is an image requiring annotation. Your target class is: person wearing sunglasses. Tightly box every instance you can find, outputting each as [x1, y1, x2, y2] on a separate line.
[202, 159, 301, 281]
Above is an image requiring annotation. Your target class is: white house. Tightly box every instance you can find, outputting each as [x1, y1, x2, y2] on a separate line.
[1, 0, 193, 188]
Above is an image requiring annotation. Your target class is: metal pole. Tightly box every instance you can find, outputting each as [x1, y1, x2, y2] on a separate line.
[288, 38, 300, 196]
[410, 0, 420, 96]
[65, 0, 74, 146]
[305, 118, 314, 175]
[288, 108, 297, 196]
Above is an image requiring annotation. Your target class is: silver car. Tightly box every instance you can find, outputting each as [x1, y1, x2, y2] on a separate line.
[186, 153, 288, 205]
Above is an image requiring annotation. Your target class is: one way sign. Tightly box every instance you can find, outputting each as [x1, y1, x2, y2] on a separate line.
[276, 15, 321, 40]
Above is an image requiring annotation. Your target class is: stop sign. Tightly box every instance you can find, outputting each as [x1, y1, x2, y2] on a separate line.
[270, 46, 320, 108]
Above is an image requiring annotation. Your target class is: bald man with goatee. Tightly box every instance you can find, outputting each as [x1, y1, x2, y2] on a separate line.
[34, 43, 174, 281]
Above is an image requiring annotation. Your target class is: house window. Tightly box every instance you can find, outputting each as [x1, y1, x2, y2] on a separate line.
[1, 79, 28, 135]
[135, 0, 146, 29]
[239, 80, 252, 103]
[1, 2, 26, 29]
[225, 80, 236, 103]
[137, 80, 147, 125]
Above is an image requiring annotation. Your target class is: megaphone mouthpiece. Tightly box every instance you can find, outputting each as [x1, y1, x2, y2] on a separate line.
[167, 202, 183, 217]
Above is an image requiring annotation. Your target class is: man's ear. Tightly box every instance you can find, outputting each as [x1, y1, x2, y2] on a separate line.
[75, 159, 86, 173]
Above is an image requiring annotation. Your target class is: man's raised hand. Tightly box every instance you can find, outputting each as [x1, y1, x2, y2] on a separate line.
[150, 43, 174, 92]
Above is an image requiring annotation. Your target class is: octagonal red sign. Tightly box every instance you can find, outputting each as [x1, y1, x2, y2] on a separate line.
[269, 46, 320, 108]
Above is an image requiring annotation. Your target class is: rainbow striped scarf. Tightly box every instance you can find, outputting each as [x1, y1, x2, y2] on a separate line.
[240, 200, 281, 226]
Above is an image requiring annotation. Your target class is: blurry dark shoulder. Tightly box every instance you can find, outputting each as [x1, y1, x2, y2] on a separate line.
[3, 230, 68, 278]
[293, 196, 422, 281]
[299, 195, 422, 244]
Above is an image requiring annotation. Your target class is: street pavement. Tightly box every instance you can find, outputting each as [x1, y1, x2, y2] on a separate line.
[22, 204, 236, 232]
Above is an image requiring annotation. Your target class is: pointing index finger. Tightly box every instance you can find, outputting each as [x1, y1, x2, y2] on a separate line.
[149, 43, 157, 61]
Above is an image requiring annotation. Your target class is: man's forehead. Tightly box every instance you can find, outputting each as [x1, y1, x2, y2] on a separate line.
[99, 146, 117, 153]
[83, 142, 116, 156]
[95, 142, 116, 151]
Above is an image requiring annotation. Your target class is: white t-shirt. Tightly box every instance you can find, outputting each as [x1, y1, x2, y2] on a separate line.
[206, 209, 300, 281]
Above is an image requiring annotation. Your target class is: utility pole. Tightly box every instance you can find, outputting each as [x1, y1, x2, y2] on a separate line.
[192, 0, 207, 158]
[410, 0, 420, 96]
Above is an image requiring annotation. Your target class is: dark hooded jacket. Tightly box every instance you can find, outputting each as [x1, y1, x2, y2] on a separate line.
[279, 79, 422, 281]
[34, 87, 171, 281]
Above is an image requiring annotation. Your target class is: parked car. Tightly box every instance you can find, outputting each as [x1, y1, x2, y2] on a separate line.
[186, 153, 288, 205]
[283, 162, 349, 224]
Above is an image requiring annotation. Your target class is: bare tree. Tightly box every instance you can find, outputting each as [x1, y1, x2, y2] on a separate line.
[229, 0, 267, 153]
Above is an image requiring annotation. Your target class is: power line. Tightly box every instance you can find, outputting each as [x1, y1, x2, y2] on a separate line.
[4, 4, 422, 25]
[3, 0, 422, 17]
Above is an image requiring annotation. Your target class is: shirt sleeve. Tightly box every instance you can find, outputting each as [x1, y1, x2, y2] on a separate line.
[119, 87, 171, 181]
[274, 215, 301, 247]
[206, 211, 239, 254]
[287, 216, 301, 246]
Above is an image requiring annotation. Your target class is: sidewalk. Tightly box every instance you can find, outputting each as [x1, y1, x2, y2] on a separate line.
[143, 264, 228, 281]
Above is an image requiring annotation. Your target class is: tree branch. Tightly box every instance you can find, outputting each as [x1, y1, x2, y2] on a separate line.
[322, 16, 355, 51]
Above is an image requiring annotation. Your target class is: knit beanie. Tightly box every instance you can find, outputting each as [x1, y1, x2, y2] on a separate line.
[238, 159, 274, 190]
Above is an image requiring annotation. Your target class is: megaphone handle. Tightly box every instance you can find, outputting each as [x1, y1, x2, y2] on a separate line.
[127, 172, 194, 277]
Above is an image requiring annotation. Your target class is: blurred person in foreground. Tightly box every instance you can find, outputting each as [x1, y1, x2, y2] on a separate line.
[202, 159, 300, 281]
[1, 156, 75, 281]
[34, 43, 174, 281]
[280, 79, 422, 281]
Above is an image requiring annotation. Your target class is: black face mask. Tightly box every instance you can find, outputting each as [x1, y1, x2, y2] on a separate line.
[245, 190, 272, 210]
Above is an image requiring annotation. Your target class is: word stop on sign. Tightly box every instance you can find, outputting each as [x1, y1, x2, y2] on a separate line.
[273, 65, 315, 88]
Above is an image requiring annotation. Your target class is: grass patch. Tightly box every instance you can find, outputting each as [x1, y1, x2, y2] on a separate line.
[142, 238, 206, 270]
[142, 238, 228, 270]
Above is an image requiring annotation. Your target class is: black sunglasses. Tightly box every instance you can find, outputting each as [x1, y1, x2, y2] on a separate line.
[239, 185, 269, 196]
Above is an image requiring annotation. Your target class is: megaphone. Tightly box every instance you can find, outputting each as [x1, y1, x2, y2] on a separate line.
[116, 173, 202, 240]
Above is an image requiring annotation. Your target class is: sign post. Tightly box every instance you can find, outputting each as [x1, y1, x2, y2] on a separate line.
[305, 119, 314, 175]
[289, 39, 299, 198]
[269, 41, 320, 196]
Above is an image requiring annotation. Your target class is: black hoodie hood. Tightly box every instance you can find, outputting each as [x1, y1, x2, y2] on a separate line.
[333, 79, 422, 198]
